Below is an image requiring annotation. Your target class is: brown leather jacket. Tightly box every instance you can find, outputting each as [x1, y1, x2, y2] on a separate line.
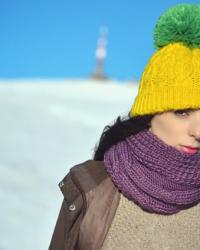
[49, 160, 120, 250]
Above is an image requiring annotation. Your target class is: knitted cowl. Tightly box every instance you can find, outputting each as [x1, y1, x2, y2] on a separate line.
[104, 129, 200, 215]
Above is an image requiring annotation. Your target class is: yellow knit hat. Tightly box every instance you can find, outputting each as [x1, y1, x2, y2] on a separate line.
[130, 4, 200, 116]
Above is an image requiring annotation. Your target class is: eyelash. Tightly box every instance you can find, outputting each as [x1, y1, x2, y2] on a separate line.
[174, 110, 192, 117]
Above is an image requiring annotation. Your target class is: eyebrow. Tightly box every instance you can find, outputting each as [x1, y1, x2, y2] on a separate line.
[175, 108, 197, 112]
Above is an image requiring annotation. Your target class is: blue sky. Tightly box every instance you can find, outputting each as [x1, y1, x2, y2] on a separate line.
[0, 0, 199, 81]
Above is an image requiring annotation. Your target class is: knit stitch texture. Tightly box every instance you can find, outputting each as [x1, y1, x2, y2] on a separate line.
[104, 129, 200, 214]
[130, 3, 200, 116]
[130, 43, 200, 116]
[102, 193, 200, 250]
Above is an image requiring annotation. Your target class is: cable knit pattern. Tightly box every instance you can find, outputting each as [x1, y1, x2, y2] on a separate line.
[104, 129, 200, 214]
[102, 193, 200, 250]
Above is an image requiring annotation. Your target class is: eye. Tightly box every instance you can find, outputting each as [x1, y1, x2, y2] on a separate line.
[174, 109, 192, 117]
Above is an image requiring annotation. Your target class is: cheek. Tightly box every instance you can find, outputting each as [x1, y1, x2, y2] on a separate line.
[151, 117, 183, 147]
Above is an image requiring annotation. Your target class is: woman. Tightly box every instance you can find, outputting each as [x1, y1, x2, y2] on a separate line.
[49, 3, 200, 250]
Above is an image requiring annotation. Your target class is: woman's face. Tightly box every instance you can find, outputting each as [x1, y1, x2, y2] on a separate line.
[149, 109, 200, 154]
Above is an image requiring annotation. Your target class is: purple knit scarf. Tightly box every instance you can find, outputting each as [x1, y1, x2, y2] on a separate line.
[104, 129, 200, 214]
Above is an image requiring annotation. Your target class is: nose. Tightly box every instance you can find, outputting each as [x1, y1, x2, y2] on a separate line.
[188, 111, 200, 143]
[190, 125, 200, 143]
[196, 132, 200, 142]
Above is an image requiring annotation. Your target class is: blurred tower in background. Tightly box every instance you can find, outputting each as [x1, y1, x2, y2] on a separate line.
[91, 26, 108, 80]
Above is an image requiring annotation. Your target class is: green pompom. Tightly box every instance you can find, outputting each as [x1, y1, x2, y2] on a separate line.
[154, 4, 200, 49]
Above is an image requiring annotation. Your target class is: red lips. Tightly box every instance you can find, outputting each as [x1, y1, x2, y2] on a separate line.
[181, 146, 199, 154]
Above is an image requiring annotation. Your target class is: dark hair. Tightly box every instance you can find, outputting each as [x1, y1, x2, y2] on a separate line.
[93, 114, 154, 160]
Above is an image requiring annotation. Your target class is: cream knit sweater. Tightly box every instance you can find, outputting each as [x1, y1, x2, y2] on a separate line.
[102, 193, 200, 250]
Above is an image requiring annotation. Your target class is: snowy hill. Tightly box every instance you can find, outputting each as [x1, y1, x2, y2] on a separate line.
[0, 79, 138, 250]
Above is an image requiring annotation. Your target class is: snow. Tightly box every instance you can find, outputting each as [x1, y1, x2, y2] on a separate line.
[0, 79, 138, 250]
